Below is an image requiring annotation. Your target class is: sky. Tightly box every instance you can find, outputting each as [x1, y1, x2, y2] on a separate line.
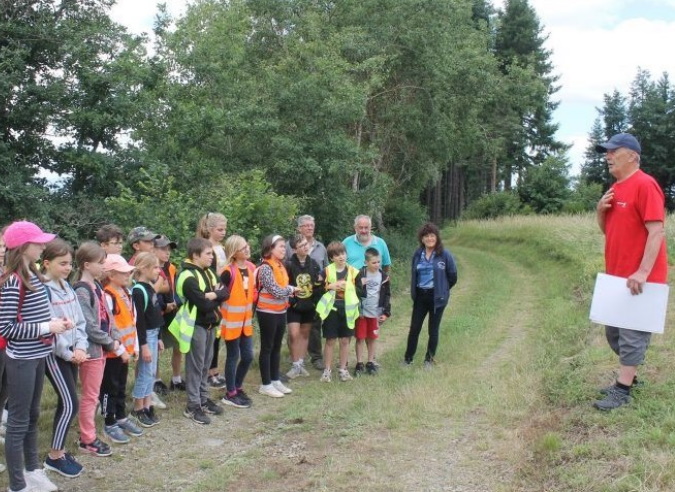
[109, 0, 675, 175]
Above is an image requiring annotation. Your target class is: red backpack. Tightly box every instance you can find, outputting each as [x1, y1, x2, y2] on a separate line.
[0, 274, 27, 350]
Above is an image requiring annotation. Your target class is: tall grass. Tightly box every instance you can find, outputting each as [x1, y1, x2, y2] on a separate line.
[450, 212, 675, 491]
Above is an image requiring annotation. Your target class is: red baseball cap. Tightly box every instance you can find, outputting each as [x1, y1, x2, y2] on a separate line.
[3, 221, 56, 249]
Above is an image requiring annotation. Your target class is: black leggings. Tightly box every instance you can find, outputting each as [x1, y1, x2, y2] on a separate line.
[210, 337, 220, 371]
[257, 311, 286, 385]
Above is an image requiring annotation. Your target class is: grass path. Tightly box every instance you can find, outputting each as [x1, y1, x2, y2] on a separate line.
[1, 244, 559, 492]
[191, 244, 551, 492]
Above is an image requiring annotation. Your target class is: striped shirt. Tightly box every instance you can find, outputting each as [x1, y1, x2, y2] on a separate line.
[0, 273, 53, 360]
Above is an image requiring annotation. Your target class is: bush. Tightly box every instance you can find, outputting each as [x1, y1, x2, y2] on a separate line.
[461, 191, 528, 220]
[518, 156, 572, 214]
[562, 180, 602, 214]
[384, 198, 428, 260]
[105, 164, 301, 259]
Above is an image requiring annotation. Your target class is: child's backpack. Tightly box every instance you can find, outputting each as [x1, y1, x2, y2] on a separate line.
[131, 282, 150, 312]
[0, 274, 26, 350]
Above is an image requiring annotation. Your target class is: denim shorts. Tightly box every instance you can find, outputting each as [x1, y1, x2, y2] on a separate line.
[132, 328, 160, 399]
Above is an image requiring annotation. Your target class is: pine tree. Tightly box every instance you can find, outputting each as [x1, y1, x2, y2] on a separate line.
[493, 0, 565, 190]
[600, 90, 628, 136]
[472, 0, 493, 28]
[628, 70, 675, 206]
[580, 117, 609, 188]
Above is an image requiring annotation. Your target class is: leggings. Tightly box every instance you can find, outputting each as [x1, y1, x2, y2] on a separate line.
[209, 336, 221, 371]
[45, 353, 79, 451]
[224, 335, 254, 393]
[257, 311, 286, 385]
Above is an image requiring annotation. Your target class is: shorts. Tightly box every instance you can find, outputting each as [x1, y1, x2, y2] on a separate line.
[355, 316, 379, 340]
[161, 326, 177, 349]
[605, 326, 651, 366]
[321, 308, 353, 339]
[287, 307, 315, 325]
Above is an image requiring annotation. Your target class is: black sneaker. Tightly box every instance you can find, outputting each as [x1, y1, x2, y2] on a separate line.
[365, 361, 378, 375]
[202, 398, 224, 415]
[184, 406, 211, 425]
[132, 409, 155, 428]
[78, 437, 112, 457]
[599, 378, 643, 396]
[354, 362, 365, 377]
[221, 393, 251, 409]
[594, 386, 631, 411]
[147, 406, 160, 425]
[170, 380, 187, 391]
[236, 389, 252, 406]
[153, 380, 169, 396]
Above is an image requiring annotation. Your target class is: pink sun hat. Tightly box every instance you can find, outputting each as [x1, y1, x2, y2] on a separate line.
[3, 221, 56, 249]
[103, 254, 135, 273]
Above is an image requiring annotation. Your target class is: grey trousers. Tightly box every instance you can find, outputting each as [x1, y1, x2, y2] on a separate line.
[185, 325, 215, 410]
[5, 356, 46, 491]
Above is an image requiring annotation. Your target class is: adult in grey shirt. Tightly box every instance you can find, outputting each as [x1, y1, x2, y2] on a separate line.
[286, 215, 328, 370]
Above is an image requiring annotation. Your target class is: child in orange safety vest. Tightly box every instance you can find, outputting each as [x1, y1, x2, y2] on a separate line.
[218, 235, 256, 409]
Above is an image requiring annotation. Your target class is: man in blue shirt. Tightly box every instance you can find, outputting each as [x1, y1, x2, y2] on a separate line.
[342, 215, 391, 272]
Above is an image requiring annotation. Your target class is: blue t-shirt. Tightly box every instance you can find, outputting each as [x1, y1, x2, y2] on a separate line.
[343, 235, 391, 269]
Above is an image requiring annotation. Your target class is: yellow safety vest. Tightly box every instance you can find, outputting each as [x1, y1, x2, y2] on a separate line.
[168, 267, 216, 354]
[315, 264, 360, 329]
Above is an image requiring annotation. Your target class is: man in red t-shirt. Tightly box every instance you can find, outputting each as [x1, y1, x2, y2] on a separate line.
[594, 132, 668, 410]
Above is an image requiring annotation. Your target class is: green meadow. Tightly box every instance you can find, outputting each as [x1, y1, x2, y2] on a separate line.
[3, 213, 675, 491]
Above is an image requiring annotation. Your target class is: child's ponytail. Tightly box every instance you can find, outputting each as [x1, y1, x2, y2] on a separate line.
[196, 212, 227, 240]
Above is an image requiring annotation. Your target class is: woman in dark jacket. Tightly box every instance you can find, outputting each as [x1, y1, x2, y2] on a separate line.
[403, 222, 457, 368]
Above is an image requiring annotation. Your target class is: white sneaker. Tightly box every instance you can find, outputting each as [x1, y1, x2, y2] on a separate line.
[320, 369, 332, 382]
[24, 468, 58, 492]
[338, 369, 353, 382]
[8, 486, 39, 492]
[258, 384, 284, 398]
[150, 392, 167, 410]
[298, 362, 310, 377]
[271, 380, 292, 394]
[286, 365, 303, 380]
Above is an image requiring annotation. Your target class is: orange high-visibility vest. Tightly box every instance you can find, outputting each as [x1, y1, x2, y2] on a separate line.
[220, 262, 256, 340]
[256, 259, 289, 313]
[104, 285, 137, 357]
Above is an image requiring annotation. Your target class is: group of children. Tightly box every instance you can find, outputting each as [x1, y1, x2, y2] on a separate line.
[0, 213, 391, 492]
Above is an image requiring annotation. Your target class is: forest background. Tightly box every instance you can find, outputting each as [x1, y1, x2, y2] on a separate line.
[3, 0, 675, 253]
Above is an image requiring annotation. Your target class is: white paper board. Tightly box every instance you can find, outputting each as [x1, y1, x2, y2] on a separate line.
[589, 273, 669, 334]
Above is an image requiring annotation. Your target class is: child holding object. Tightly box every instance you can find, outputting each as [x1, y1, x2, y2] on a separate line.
[0, 221, 65, 492]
